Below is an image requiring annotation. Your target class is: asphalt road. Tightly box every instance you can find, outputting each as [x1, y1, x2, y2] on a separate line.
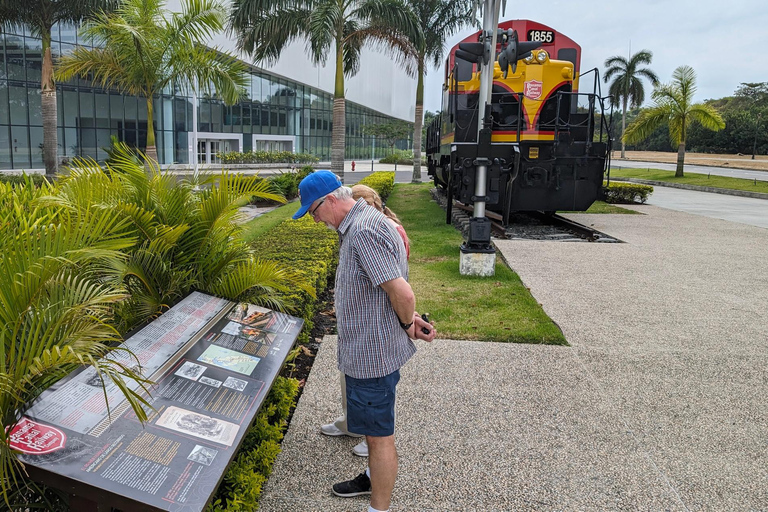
[610, 159, 768, 181]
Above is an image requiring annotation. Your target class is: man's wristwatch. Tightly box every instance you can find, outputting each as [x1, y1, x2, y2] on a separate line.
[399, 319, 413, 331]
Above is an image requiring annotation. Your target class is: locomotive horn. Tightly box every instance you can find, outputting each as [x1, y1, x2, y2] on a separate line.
[457, 41, 489, 65]
[498, 30, 542, 78]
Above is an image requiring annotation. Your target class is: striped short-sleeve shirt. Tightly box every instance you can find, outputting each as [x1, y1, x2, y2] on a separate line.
[335, 199, 416, 379]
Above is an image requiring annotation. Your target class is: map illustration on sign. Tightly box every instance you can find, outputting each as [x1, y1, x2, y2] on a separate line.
[197, 345, 260, 376]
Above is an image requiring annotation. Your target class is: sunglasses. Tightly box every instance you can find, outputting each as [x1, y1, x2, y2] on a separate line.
[310, 198, 326, 217]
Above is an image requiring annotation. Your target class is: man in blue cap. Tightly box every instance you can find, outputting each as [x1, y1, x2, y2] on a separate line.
[294, 170, 435, 512]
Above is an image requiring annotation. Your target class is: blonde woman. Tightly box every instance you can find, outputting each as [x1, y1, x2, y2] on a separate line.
[320, 184, 410, 457]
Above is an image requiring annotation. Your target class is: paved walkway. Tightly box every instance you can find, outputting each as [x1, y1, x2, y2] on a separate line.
[259, 205, 768, 510]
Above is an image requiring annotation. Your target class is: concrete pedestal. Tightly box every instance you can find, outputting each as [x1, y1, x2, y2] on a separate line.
[459, 248, 496, 276]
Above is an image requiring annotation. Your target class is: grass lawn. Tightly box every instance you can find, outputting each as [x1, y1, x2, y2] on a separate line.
[240, 201, 300, 243]
[561, 200, 640, 214]
[610, 167, 768, 194]
[388, 183, 566, 345]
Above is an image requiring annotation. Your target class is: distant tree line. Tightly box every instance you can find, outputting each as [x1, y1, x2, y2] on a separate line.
[623, 82, 768, 155]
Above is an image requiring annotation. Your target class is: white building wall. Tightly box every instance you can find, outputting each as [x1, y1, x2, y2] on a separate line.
[167, 0, 416, 122]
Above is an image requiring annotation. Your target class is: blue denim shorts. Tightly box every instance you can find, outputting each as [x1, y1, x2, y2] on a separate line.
[345, 370, 400, 437]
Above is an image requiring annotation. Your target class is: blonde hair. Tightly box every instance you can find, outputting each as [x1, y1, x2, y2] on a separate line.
[351, 184, 402, 225]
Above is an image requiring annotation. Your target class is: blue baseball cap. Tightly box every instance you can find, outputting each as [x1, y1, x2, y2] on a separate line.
[292, 170, 342, 219]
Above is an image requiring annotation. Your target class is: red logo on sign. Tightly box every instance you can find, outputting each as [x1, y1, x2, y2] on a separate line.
[524, 80, 543, 100]
[8, 418, 67, 455]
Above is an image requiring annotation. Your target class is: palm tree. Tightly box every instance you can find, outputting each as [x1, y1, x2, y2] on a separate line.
[56, 0, 249, 165]
[603, 49, 659, 159]
[0, 175, 152, 501]
[404, 0, 476, 183]
[230, 0, 422, 181]
[0, 0, 117, 178]
[623, 66, 725, 177]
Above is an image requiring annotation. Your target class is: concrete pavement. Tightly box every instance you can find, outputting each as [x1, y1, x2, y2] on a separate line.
[259, 204, 768, 511]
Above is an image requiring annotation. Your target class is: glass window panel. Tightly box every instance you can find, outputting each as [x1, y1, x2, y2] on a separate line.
[30, 126, 43, 166]
[162, 97, 173, 130]
[9, 85, 28, 125]
[96, 129, 111, 161]
[124, 95, 137, 121]
[110, 93, 123, 122]
[5, 36, 25, 81]
[0, 35, 6, 79]
[25, 37, 42, 83]
[0, 81, 8, 124]
[79, 90, 94, 126]
[11, 126, 30, 168]
[199, 100, 210, 131]
[80, 128, 97, 159]
[249, 75, 258, 102]
[63, 127, 77, 156]
[56, 89, 63, 126]
[174, 97, 187, 131]
[95, 93, 109, 128]
[60, 23, 76, 44]
[175, 131, 188, 164]
[163, 130, 174, 164]
[259, 77, 270, 102]
[137, 98, 147, 121]
[211, 102, 222, 131]
[60, 42, 76, 58]
[28, 87, 42, 126]
[0, 126, 11, 167]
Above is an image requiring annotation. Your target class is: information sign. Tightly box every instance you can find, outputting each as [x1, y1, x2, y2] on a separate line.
[12, 292, 303, 512]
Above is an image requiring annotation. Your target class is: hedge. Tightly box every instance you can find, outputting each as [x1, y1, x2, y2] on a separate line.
[206, 376, 299, 512]
[0, 173, 47, 187]
[604, 182, 654, 204]
[356, 171, 395, 201]
[219, 150, 319, 165]
[379, 149, 426, 166]
[249, 215, 339, 344]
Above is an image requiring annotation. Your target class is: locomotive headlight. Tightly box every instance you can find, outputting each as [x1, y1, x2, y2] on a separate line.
[524, 54, 535, 64]
[536, 50, 548, 63]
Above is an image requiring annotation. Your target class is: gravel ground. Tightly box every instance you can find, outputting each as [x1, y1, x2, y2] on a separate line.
[259, 204, 768, 511]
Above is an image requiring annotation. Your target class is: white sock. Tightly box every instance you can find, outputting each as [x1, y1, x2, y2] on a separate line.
[368, 507, 388, 512]
[365, 467, 370, 478]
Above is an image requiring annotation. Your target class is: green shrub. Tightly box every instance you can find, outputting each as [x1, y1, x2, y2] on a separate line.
[356, 171, 395, 201]
[0, 173, 47, 187]
[604, 182, 654, 204]
[206, 377, 300, 512]
[250, 216, 339, 344]
[266, 166, 317, 201]
[379, 149, 426, 165]
[219, 150, 319, 165]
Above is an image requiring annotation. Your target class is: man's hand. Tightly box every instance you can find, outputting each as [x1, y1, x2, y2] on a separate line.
[408, 312, 436, 342]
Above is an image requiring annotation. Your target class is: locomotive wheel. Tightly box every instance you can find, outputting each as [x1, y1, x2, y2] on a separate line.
[445, 169, 453, 225]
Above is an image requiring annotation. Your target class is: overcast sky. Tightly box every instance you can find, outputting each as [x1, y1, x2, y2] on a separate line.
[423, 0, 768, 112]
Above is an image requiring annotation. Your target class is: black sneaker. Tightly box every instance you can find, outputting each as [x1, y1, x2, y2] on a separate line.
[332, 471, 371, 497]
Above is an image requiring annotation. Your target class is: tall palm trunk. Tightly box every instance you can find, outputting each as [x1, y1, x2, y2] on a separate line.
[331, 42, 345, 181]
[41, 30, 58, 177]
[145, 97, 159, 166]
[675, 142, 685, 177]
[620, 96, 627, 159]
[411, 58, 424, 183]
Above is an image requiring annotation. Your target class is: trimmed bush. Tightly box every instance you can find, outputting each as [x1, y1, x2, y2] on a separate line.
[0, 173, 47, 187]
[206, 376, 300, 512]
[249, 215, 339, 344]
[219, 150, 319, 165]
[379, 149, 426, 166]
[604, 182, 654, 204]
[264, 166, 315, 201]
[356, 171, 395, 201]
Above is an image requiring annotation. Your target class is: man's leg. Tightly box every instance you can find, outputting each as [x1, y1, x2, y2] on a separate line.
[367, 434, 397, 511]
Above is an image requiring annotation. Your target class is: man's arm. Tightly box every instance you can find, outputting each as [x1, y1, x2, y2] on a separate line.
[379, 277, 415, 327]
[379, 278, 436, 342]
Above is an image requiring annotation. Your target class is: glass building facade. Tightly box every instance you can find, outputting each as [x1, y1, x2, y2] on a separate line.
[0, 23, 412, 170]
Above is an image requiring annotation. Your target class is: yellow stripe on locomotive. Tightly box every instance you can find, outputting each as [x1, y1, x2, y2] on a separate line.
[448, 49, 575, 144]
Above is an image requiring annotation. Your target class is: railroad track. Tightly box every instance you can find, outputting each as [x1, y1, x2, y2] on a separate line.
[451, 202, 619, 242]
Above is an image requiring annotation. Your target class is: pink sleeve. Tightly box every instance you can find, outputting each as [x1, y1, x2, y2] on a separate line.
[396, 224, 410, 260]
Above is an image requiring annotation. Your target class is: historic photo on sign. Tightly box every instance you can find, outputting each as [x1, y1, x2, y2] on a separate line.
[156, 406, 239, 446]
[175, 361, 206, 381]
